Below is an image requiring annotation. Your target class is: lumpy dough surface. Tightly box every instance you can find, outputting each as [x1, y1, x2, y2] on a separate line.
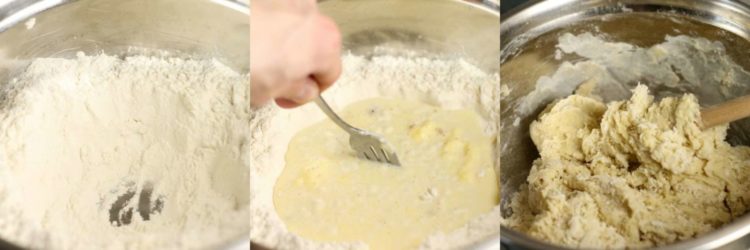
[274, 98, 499, 250]
[504, 85, 750, 249]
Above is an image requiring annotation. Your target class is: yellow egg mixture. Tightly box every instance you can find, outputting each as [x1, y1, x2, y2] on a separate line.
[273, 98, 498, 250]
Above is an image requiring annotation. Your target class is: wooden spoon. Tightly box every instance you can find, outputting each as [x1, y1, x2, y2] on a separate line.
[702, 95, 750, 129]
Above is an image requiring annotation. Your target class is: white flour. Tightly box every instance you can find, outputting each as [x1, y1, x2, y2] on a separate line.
[0, 53, 250, 249]
[250, 52, 500, 249]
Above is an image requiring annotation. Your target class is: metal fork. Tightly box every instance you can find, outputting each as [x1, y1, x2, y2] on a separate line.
[314, 96, 401, 166]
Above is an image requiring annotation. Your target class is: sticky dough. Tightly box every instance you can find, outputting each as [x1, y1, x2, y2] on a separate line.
[504, 85, 750, 249]
[273, 98, 498, 250]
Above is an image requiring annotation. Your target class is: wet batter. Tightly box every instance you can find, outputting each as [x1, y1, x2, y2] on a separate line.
[274, 98, 498, 250]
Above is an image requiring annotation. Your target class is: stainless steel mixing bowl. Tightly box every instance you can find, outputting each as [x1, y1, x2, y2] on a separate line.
[501, 0, 750, 249]
[0, 0, 249, 249]
[250, 0, 500, 249]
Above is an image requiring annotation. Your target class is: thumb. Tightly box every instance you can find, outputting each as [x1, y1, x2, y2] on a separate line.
[275, 77, 320, 109]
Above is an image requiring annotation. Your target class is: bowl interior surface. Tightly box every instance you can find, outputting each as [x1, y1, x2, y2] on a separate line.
[0, 0, 249, 91]
[321, 0, 499, 74]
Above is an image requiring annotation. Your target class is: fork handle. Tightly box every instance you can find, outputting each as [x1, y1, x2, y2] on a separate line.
[314, 96, 357, 134]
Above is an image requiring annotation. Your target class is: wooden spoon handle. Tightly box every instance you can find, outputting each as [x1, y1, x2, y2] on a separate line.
[702, 95, 750, 129]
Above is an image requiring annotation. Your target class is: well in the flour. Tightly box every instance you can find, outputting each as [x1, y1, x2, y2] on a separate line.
[107, 180, 164, 227]
[250, 53, 501, 250]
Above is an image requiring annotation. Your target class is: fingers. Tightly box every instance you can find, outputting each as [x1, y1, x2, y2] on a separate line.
[250, 78, 273, 108]
[310, 15, 342, 92]
[277, 15, 341, 109]
[274, 77, 319, 109]
[249, 4, 342, 109]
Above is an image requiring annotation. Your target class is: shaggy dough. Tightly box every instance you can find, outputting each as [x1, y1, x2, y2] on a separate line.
[504, 85, 750, 249]
[274, 98, 498, 250]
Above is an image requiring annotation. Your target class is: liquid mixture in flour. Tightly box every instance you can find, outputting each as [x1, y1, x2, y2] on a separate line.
[250, 53, 500, 250]
[0, 53, 249, 249]
[274, 98, 498, 250]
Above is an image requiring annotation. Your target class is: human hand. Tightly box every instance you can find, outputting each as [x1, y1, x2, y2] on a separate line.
[250, 0, 342, 109]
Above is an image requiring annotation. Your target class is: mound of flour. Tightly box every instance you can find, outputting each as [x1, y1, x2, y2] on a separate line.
[0, 53, 250, 249]
[250, 52, 500, 249]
